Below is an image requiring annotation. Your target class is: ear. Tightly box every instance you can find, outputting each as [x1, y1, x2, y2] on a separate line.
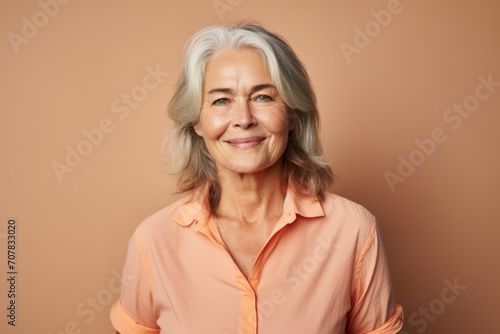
[193, 122, 203, 136]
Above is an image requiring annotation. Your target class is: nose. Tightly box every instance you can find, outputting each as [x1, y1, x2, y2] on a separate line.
[232, 101, 256, 129]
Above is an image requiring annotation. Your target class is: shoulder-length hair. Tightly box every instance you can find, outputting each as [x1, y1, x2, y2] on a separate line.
[166, 23, 334, 213]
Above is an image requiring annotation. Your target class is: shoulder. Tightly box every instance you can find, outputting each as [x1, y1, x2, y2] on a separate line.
[323, 192, 375, 221]
[319, 192, 377, 236]
[315, 193, 384, 266]
[133, 195, 195, 241]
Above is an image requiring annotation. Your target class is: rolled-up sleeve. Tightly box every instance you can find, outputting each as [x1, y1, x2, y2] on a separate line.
[347, 217, 404, 333]
[110, 301, 160, 334]
[110, 226, 160, 334]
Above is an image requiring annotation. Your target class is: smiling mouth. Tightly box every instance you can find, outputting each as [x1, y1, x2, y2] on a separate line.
[225, 137, 265, 148]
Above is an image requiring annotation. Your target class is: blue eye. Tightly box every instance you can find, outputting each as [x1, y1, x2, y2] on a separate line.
[213, 98, 229, 105]
[255, 95, 272, 102]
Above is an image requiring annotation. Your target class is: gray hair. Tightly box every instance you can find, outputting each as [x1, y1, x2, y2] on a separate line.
[166, 23, 333, 213]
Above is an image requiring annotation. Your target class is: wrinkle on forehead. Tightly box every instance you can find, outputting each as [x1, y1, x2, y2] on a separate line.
[203, 49, 273, 96]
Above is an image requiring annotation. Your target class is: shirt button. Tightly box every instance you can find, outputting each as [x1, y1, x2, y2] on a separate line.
[244, 293, 254, 299]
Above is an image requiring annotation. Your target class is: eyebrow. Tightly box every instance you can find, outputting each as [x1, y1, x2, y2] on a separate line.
[206, 83, 277, 95]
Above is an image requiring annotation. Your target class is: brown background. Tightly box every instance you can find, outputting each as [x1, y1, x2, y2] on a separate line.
[1, 0, 499, 333]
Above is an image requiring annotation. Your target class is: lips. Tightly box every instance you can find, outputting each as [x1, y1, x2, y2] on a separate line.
[225, 136, 265, 148]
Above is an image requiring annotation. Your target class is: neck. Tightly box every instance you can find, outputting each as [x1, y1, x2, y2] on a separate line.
[216, 162, 287, 226]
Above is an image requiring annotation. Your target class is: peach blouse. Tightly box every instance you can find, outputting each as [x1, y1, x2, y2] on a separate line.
[110, 189, 403, 333]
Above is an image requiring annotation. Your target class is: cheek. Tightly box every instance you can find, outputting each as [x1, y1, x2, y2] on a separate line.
[198, 113, 229, 139]
[262, 112, 291, 133]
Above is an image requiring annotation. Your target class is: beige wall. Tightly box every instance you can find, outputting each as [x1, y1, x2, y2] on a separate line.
[1, 0, 499, 333]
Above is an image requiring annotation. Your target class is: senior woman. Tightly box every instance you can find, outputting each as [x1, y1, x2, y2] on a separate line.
[110, 23, 403, 334]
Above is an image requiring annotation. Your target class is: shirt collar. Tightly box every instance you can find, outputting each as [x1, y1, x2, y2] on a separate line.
[283, 188, 325, 218]
[172, 191, 211, 231]
[172, 186, 325, 230]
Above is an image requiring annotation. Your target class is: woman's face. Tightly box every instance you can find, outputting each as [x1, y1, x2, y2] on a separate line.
[194, 48, 292, 177]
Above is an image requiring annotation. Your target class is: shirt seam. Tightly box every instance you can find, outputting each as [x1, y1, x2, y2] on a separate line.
[351, 215, 376, 301]
[136, 226, 156, 309]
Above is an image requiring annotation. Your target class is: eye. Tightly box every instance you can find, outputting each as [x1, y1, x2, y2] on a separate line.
[254, 95, 272, 102]
[213, 98, 229, 106]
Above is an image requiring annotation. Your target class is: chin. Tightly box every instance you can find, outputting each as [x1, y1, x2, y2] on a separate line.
[227, 161, 278, 175]
[231, 166, 264, 174]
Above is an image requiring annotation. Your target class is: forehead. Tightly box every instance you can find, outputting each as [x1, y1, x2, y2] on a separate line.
[203, 48, 272, 89]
